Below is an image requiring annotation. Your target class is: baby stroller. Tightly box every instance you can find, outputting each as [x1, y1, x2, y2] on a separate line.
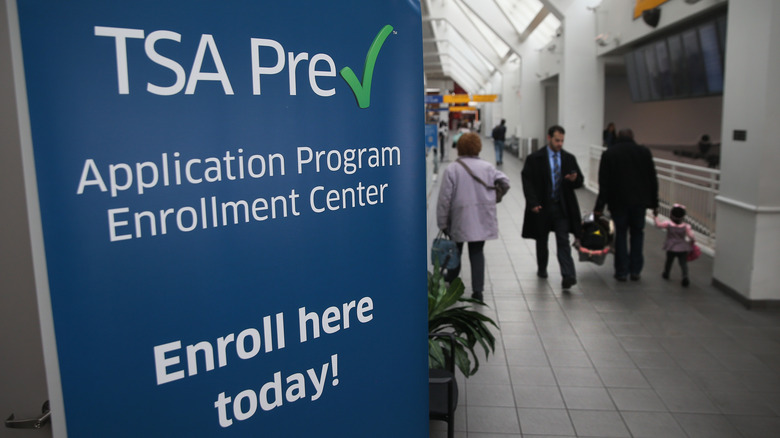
[574, 213, 614, 265]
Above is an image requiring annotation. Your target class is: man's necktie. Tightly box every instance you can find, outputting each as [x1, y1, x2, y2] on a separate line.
[553, 152, 561, 199]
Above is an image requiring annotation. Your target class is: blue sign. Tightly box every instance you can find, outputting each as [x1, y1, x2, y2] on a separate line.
[425, 124, 438, 149]
[424, 94, 443, 104]
[15, 1, 427, 436]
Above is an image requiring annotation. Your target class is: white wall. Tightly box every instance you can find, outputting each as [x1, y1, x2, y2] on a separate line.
[714, 0, 780, 302]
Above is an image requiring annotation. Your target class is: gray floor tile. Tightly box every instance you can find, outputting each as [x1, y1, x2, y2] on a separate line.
[561, 387, 616, 410]
[621, 412, 687, 437]
[618, 335, 665, 352]
[674, 349, 727, 371]
[497, 321, 538, 336]
[505, 347, 549, 367]
[734, 369, 780, 392]
[467, 406, 521, 434]
[687, 369, 747, 393]
[508, 366, 556, 386]
[467, 433, 522, 438]
[497, 309, 534, 323]
[708, 390, 776, 416]
[553, 366, 603, 387]
[673, 413, 742, 438]
[597, 367, 651, 388]
[764, 392, 780, 416]
[711, 349, 773, 372]
[569, 410, 631, 437]
[607, 321, 653, 337]
[578, 335, 625, 352]
[521, 436, 575, 438]
[546, 348, 591, 367]
[641, 367, 699, 390]
[655, 388, 720, 413]
[729, 415, 780, 438]
[627, 350, 679, 369]
[588, 349, 635, 368]
[608, 388, 667, 411]
[502, 334, 544, 350]
[466, 364, 511, 385]
[516, 408, 575, 436]
[513, 385, 565, 409]
[466, 383, 516, 407]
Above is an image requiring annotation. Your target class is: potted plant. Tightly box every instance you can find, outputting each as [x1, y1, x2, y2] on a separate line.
[428, 264, 498, 377]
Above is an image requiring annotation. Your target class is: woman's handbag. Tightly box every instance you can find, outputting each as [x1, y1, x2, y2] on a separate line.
[431, 230, 459, 271]
[688, 243, 701, 262]
[456, 159, 509, 203]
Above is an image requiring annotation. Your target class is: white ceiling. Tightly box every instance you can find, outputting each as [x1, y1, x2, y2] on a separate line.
[422, 0, 560, 94]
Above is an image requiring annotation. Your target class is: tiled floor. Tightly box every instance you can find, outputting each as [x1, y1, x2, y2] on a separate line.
[426, 138, 780, 438]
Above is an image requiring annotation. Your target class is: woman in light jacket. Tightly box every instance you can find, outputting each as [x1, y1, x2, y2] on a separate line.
[437, 133, 510, 301]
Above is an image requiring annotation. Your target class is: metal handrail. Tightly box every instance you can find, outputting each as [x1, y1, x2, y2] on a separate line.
[588, 144, 720, 250]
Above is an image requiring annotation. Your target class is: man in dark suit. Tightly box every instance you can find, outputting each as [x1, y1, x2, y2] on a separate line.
[594, 129, 659, 282]
[522, 125, 583, 289]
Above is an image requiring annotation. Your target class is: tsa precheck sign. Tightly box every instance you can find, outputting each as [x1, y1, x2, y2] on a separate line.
[14, 1, 426, 437]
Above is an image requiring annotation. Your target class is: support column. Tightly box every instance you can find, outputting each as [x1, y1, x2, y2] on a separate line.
[713, 0, 780, 305]
[517, 45, 545, 142]
[559, 0, 604, 180]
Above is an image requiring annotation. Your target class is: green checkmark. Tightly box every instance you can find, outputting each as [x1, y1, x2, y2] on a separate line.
[340, 24, 394, 109]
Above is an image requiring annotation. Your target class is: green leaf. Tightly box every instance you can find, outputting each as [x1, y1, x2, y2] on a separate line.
[428, 266, 499, 377]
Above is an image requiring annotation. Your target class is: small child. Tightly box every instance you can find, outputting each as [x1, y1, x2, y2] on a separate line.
[654, 204, 696, 287]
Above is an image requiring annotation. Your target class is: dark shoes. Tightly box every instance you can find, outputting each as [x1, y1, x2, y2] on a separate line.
[614, 273, 640, 282]
[562, 277, 577, 289]
[471, 292, 484, 302]
[662, 272, 689, 287]
[537, 270, 548, 279]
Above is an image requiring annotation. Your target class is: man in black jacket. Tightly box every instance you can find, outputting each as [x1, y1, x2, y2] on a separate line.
[594, 129, 659, 282]
[522, 125, 583, 289]
[491, 119, 507, 165]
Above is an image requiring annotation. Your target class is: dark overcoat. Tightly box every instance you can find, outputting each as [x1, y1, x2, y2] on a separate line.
[521, 146, 584, 239]
[593, 139, 659, 212]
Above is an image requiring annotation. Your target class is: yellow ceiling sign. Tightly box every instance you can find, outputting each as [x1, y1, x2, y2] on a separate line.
[441, 94, 498, 104]
[472, 94, 498, 102]
[634, 0, 669, 19]
[448, 106, 477, 112]
[442, 94, 470, 103]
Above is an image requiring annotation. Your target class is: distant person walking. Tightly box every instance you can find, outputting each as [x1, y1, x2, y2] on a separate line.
[491, 119, 507, 165]
[521, 125, 583, 290]
[594, 129, 659, 282]
[603, 122, 617, 148]
[437, 133, 510, 301]
[438, 121, 447, 161]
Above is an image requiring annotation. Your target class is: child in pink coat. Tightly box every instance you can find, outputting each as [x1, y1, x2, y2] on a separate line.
[654, 204, 696, 287]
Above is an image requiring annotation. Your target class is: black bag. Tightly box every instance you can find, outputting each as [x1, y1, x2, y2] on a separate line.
[456, 159, 508, 203]
[580, 221, 609, 250]
[575, 213, 614, 266]
[431, 230, 459, 271]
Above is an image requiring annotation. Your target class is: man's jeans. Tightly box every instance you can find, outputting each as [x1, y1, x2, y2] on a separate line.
[494, 140, 504, 164]
[611, 206, 647, 278]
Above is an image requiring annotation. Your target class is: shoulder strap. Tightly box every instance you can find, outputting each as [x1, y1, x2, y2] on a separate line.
[456, 159, 494, 190]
